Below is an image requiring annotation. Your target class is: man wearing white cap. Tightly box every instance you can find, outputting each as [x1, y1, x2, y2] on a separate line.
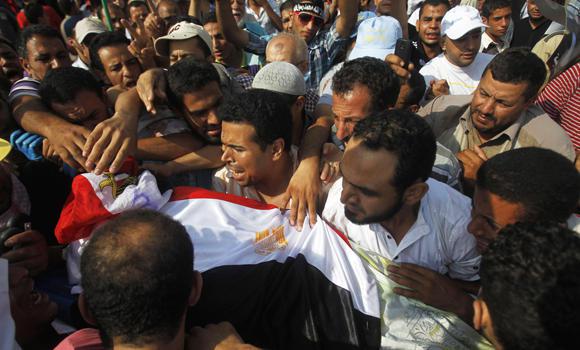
[154, 20, 214, 65]
[72, 17, 106, 71]
[419, 5, 494, 97]
[252, 61, 312, 147]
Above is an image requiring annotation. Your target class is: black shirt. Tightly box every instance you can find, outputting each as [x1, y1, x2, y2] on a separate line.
[511, 17, 552, 49]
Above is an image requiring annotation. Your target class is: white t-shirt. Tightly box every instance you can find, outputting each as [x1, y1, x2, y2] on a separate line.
[419, 53, 494, 95]
[322, 178, 481, 281]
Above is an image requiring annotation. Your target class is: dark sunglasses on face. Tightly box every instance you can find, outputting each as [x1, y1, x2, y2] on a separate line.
[295, 12, 324, 27]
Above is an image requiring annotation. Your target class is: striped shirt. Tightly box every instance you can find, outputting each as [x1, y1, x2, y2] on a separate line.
[8, 77, 40, 104]
[535, 61, 580, 151]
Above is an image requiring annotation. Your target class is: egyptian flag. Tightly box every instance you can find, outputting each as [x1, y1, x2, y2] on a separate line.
[56, 169, 382, 349]
[164, 187, 382, 349]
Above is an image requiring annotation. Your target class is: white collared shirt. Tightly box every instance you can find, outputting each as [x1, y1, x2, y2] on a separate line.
[322, 178, 481, 281]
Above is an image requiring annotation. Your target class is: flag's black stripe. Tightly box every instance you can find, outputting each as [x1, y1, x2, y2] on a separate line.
[187, 254, 381, 350]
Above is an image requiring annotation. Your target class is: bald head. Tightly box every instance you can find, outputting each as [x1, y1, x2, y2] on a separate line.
[266, 33, 309, 74]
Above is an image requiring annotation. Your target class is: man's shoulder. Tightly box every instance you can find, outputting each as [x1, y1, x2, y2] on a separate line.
[475, 53, 494, 66]
[418, 95, 472, 137]
[519, 105, 576, 160]
[422, 179, 471, 227]
[8, 77, 41, 104]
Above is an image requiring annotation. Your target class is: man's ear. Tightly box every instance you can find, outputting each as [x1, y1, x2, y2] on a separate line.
[294, 96, 305, 111]
[482, 17, 489, 25]
[271, 138, 285, 161]
[78, 293, 97, 326]
[409, 104, 420, 113]
[402, 181, 429, 206]
[188, 271, 203, 307]
[19, 57, 32, 76]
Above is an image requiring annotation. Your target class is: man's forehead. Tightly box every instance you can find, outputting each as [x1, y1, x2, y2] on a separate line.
[479, 71, 528, 100]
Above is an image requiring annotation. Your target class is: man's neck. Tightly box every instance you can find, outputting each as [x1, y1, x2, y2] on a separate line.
[115, 329, 184, 350]
[255, 152, 294, 207]
[529, 16, 548, 30]
[421, 41, 442, 60]
[223, 49, 244, 69]
[380, 205, 420, 245]
[485, 30, 501, 44]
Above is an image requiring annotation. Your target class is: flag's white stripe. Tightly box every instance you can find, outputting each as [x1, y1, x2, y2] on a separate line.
[162, 197, 381, 318]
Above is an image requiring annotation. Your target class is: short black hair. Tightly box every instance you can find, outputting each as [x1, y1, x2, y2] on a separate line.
[481, 0, 511, 18]
[218, 89, 292, 151]
[477, 147, 579, 223]
[89, 31, 130, 72]
[483, 48, 547, 100]
[24, 2, 44, 24]
[167, 57, 220, 107]
[419, 0, 451, 18]
[81, 209, 194, 348]
[352, 109, 436, 192]
[40, 67, 102, 107]
[280, 0, 298, 12]
[58, 0, 75, 15]
[481, 221, 580, 350]
[17, 24, 66, 59]
[332, 57, 400, 113]
[173, 15, 203, 25]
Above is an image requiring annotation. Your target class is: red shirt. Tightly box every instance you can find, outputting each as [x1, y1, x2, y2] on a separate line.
[16, 5, 62, 30]
[536, 61, 580, 151]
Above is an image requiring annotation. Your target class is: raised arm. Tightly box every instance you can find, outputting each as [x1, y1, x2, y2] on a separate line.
[256, 0, 283, 32]
[335, 0, 359, 39]
[11, 95, 90, 170]
[215, 0, 250, 49]
[189, 0, 211, 22]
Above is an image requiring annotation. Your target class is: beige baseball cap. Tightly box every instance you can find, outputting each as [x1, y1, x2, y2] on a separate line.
[75, 17, 106, 44]
[154, 21, 212, 57]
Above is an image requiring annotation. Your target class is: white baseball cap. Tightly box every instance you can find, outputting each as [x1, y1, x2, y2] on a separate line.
[348, 16, 402, 61]
[252, 62, 306, 96]
[154, 21, 212, 57]
[441, 5, 487, 40]
[75, 17, 106, 44]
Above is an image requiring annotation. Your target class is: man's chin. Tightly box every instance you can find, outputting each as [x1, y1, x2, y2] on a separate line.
[345, 208, 369, 225]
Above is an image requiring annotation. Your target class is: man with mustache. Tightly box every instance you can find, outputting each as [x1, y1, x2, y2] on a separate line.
[419, 48, 575, 192]
[479, 0, 512, 54]
[419, 5, 494, 97]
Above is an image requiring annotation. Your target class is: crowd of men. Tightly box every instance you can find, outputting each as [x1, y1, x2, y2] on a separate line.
[0, 0, 578, 349]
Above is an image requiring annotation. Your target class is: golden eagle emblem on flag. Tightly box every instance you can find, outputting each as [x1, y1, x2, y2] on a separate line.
[254, 225, 287, 255]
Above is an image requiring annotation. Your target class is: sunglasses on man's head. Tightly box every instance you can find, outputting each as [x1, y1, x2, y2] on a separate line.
[295, 12, 324, 27]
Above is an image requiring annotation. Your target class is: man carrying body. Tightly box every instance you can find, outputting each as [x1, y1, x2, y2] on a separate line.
[323, 110, 480, 323]
[419, 48, 575, 189]
[57, 209, 254, 350]
[391, 146, 579, 324]
[479, 0, 512, 54]
[419, 5, 494, 97]
[330, 57, 462, 189]
[10, 24, 139, 175]
[213, 89, 299, 208]
[474, 222, 580, 349]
